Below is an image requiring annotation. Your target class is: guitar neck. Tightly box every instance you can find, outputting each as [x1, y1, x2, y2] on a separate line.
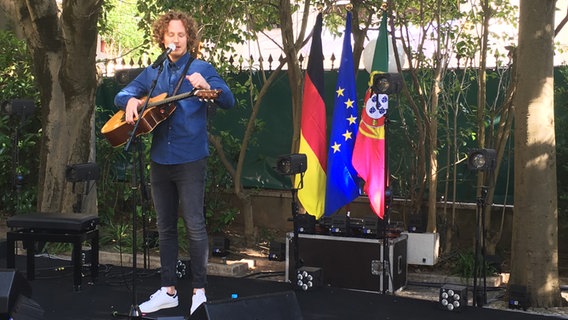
[145, 89, 221, 108]
[147, 91, 194, 108]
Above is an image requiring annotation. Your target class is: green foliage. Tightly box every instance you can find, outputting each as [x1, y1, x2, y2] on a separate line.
[321, 0, 381, 36]
[257, 226, 280, 243]
[99, 219, 135, 252]
[43, 243, 73, 255]
[452, 250, 475, 278]
[204, 134, 240, 233]
[0, 32, 35, 94]
[555, 66, 568, 218]
[151, 0, 281, 66]
[382, 0, 520, 212]
[0, 30, 41, 215]
[99, 0, 158, 65]
[451, 250, 497, 279]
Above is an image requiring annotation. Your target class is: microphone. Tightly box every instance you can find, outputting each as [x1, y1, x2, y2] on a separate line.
[151, 43, 176, 69]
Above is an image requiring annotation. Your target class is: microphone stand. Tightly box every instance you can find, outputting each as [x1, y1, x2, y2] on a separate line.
[11, 114, 25, 213]
[112, 64, 164, 320]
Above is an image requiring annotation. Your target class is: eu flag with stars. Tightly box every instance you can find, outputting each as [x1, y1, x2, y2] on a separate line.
[324, 11, 359, 216]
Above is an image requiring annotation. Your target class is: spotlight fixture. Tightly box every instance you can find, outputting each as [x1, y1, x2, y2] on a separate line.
[467, 149, 496, 171]
[65, 163, 100, 182]
[362, 216, 379, 237]
[268, 241, 286, 261]
[371, 73, 403, 95]
[275, 153, 307, 175]
[439, 284, 468, 312]
[295, 266, 323, 291]
[1, 99, 35, 116]
[508, 284, 530, 311]
[330, 215, 349, 236]
[294, 214, 315, 234]
[212, 236, 230, 257]
[115, 68, 144, 87]
[175, 259, 189, 279]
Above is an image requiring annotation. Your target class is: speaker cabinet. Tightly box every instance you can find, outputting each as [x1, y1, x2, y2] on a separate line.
[190, 291, 302, 320]
[9, 295, 44, 320]
[0, 269, 32, 316]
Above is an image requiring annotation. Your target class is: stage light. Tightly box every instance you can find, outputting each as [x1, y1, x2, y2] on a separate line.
[362, 216, 379, 237]
[294, 214, 315, 234]
[371, 73, 403, 95]
[268, 241, 286, 261]
[1, 99, 35, 116]
[467, 149, 496, 171]
[322, 215, 349, 236]
[115, 68, 144, 87]
[508, 284, 530, 311]
[176, 259, 189, 279]
[212, 236, 230, 257]
[331, 215, 349, 235]
[275, 153, 307, 175]
[65, 163, 100, 182]
[295, 266, 323, 291]
[439, 284, 467, 312]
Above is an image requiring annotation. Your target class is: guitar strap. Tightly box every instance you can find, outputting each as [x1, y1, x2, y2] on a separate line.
[172, 55, 195, 96]
[173, 55, 217, 124]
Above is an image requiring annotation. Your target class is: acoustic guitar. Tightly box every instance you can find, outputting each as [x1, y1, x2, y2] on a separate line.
[101, 88, 221, 147]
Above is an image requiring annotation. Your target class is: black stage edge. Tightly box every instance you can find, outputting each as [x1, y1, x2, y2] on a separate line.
[1, 255, 562, 320]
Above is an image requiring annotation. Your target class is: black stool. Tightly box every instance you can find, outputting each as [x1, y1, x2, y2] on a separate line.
[6, 213, 100, 291]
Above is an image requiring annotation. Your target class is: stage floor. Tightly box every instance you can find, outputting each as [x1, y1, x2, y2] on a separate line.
[1, 255, 563, 320]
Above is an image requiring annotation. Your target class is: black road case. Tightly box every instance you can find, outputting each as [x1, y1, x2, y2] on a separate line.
[286, 233, 407, 293]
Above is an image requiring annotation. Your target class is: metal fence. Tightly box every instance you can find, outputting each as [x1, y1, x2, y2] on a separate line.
[96, 51, 343, 78]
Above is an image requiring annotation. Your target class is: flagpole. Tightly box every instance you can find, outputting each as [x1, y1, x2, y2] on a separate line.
[379, 6, 394, 295]
[351, 6, 394, 293]
[382, 106, 390, 295]
[381, 91, 399, 294]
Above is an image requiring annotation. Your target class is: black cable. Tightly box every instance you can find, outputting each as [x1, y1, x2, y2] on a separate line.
[240, 271, 285, 279]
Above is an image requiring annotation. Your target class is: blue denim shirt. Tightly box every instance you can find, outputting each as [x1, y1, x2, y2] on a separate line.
[114, 53, 235, 165]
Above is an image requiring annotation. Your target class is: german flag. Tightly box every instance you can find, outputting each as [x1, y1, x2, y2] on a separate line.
[297, 13, 327, 219]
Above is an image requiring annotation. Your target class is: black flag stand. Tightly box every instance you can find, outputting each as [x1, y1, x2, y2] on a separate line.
[291, 174, 305, 272]
[472, 169, 494, 307]
[380, 92, 398, 295]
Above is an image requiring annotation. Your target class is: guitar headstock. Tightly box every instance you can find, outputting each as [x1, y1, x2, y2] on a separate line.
[194, 89, 222, 102]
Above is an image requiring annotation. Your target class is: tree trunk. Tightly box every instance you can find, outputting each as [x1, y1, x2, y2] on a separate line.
[279, 0, 305, 154]
[510, 0, 561, 307]
[236, 190, 256, 245]
[210, 0, 314, 243]
[426, 2, 443, 233]
[1, 1, 102, 215]
[226, 65, 286, 242]
[426, 71, 440, 233]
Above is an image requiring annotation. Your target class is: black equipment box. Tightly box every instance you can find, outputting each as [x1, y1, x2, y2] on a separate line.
[286, 233, 407, 293]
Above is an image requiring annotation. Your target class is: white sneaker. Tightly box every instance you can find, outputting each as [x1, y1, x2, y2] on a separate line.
[190, 289, 207, 315]
[139, 287, 179, 313]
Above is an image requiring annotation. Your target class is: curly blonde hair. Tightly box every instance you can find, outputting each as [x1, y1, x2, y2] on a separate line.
[152, 11, 199, 55]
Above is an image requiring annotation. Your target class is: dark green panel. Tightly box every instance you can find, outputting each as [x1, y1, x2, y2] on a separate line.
[95, 66, 568, 205]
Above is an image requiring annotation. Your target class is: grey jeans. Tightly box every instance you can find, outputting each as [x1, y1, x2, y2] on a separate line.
[150, 158, 208, 289]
